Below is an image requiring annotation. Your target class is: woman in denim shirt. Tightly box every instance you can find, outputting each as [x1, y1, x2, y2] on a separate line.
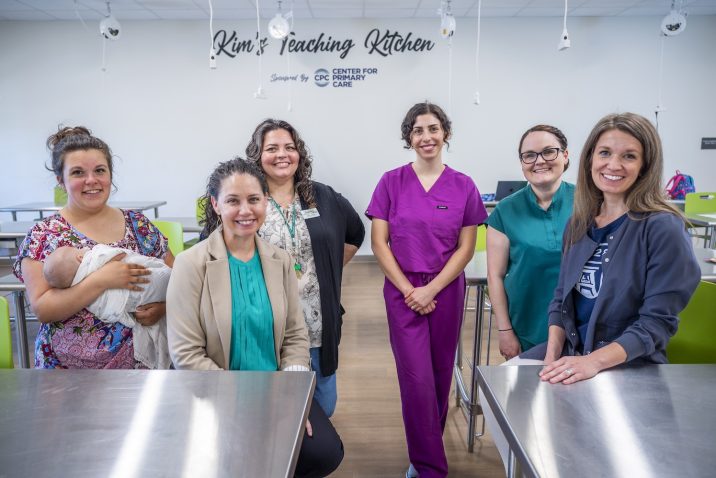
[538, 113, 700, 384]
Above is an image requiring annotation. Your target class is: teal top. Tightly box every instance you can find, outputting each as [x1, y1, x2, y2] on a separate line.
[486, 181, 575, 351]
[227, 251, 278, 371]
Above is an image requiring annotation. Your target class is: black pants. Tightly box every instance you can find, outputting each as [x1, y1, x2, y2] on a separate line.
[294, 400, 344, 478]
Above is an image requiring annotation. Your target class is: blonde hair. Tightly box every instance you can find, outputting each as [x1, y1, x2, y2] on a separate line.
[567, 112, 683, 246]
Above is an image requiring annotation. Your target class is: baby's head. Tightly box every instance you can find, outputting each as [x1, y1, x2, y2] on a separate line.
[44, 246, 85, 289]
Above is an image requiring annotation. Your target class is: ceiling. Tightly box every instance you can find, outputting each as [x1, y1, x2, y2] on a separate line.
[0, 0, 714, 21]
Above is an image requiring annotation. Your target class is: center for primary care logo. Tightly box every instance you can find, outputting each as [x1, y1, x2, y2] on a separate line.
[314, 67, 378, 88]
[314, 69, 330, 87]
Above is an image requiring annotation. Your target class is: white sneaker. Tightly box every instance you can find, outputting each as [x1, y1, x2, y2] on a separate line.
[405, 463, 418, 478]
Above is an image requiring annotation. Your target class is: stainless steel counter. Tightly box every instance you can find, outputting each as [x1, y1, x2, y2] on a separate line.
[477, 364, 716, 478]
[0, 369, 314, 478]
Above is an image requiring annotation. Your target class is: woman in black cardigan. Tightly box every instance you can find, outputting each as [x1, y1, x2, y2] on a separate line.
[246, 119, 365, 417]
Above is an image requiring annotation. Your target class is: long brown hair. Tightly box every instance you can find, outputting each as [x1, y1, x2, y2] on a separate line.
[245, 119, 316, 208]
[566, 112, 682, 246]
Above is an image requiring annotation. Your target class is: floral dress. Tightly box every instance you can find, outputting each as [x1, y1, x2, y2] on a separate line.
[259, 195, 323, 348]
[13, 210, 168, 369]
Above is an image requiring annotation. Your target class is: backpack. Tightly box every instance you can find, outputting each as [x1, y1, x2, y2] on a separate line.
[665, 170, 695, 200]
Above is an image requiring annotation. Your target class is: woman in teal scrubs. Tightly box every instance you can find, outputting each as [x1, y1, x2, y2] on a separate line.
[486, 125, 574, 359]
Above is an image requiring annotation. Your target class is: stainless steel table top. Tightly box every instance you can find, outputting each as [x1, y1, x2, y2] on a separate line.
[477, 364, 716, 478]
[0, 200, 166, 213]
[687, 213, 716, 227]
[0, 273, 24, 292]
[0, 221, 36, 239]
[0, 369, 314, 478]
[695, 247, 716, 281]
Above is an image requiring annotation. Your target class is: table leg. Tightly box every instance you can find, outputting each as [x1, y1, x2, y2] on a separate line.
[12, 290, 30, 368]
[12, 211, 17, 221]
[455, 284, 470, 408]
[466, 284, 485, 452]
[153, 207, 159, 218]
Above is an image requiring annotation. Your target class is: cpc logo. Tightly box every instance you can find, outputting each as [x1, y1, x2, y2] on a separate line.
[314, 69, 330, 87]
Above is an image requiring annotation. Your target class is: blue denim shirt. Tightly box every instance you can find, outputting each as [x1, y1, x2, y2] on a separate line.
[547, 212, 700, 363]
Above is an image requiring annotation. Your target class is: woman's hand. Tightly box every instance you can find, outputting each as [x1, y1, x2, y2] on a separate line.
[416, 301, 437, 315]
[305, 419, 313, 437]
[91, 253, 151, 291]
[404, 286, 437, 310]
[498, 329, 521, 360]
[539, 355, 601, 385]
[134, 302, 165, 326]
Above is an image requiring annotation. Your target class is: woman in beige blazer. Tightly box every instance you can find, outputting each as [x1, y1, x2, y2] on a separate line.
[167, 158, 343, 478]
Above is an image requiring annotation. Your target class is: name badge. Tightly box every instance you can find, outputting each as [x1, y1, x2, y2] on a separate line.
[301, 208, 320, 219]
[436, 205, 448, 210]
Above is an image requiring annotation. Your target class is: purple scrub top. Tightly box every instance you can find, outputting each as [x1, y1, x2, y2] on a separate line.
[366, 163, 487, 274]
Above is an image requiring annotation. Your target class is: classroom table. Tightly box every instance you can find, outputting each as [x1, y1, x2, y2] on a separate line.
[0, 221, 37, 240]
[455, 247, 716, 453]
[687, 213, 716, 248]
[0, 369, 314, 478]
[454, 250, 489, 452]
[476, 364, 716, 478]
[155, 216, 202, 233]
[0, 200, 167, 221]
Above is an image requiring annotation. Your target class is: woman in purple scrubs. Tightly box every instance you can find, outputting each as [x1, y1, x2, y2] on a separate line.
[366, 102, 487, 478]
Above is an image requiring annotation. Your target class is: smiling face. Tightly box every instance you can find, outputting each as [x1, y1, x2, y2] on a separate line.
[590, 129, 644, 203]
[59, 149, 112, 213]
[211, 173, 268, 241]
[519, 131, 568, 189]
[410, 113, 448, 162]
[259, 128, 300, 184]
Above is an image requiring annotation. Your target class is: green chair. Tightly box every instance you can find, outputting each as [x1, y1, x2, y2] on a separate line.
[684, 192, 716, 246]
[196, 196, 208, 223]
[184, 197, 208, 249]
[53, 185, 67, 206]
[0, 296, 13, 369]
[685, 192, 716, 215]
[475, 223, 487, 252]
[153, 220, 184, 257]
[667, 281, 716, 364]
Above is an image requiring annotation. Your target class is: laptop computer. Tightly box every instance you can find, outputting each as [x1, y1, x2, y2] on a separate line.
[494, 181, 527, 201]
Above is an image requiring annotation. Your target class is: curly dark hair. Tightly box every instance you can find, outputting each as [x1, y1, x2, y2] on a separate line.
[199, 157, 269, 239]
[46, 125, 117, 191]
[245, 119, 316, 208]
[400, 102, 452, 150]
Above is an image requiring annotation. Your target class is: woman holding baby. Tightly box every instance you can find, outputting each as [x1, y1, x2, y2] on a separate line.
[13, 126, 173, 369]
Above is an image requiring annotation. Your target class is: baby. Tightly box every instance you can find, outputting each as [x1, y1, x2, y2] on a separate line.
[44, 244, 172, 369]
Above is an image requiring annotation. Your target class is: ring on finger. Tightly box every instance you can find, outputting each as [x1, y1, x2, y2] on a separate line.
[564, 368, 574, 376]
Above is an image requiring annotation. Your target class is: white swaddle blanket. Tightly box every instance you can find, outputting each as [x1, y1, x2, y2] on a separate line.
[71, 244, 172, 369]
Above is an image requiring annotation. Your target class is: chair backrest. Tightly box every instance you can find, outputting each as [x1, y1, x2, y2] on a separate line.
[667, 281, 716, 364]
[0, 296, 13, 369]
[475, 224, 487, 252]
[153, 220, 184, 256]
[53, 185, 68, 206]
[196, 196, 208, 223]
[684, 192, 716, 215]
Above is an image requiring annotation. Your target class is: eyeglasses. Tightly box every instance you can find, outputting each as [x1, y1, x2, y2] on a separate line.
[519, 147, 563, 164]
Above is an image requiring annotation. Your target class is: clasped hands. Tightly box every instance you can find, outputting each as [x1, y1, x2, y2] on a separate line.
[404, 285, 437, 315]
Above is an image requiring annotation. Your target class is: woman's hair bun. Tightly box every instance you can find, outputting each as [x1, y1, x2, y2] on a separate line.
[46, 125, 92, 151]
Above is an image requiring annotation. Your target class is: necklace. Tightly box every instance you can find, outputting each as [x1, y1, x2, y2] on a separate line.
[269, 197, 303, 279]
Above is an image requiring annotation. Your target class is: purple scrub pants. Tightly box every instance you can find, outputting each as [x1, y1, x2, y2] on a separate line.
[384, 271, 465, 478]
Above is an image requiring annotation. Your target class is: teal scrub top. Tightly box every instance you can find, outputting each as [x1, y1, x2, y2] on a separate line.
[227, 252, 278, 371]
[486, 181, 575, 351]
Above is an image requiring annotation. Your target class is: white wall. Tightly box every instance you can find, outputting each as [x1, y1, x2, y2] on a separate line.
[1, 16, 714, 254]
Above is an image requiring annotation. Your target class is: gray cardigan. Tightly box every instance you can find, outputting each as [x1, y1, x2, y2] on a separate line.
[546, 212, 700, 364]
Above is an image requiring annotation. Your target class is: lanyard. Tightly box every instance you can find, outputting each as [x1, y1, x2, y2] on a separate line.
[269, 197, 297, 246]
[269, 197, 303, 277]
